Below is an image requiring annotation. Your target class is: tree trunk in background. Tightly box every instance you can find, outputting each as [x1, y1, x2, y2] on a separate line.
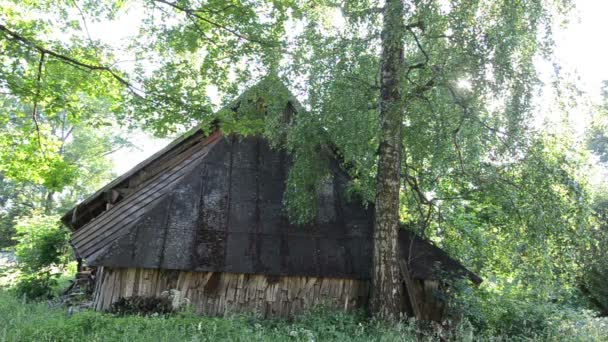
[370, 0, 406, 321]
[44, 191, 54, 215]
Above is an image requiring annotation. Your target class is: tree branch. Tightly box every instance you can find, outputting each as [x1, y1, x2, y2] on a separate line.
[446, 83, 515, 154]
[405, 21, 424, 31]
[33, 52, 46, 157]
[0, 24, 142, 97]
[405, 25, 429, 77]
[71, 0, 95, 50]
[100, 146, 124, 157]
[152, 0, 271, 46]
[452, 114, 466, 175]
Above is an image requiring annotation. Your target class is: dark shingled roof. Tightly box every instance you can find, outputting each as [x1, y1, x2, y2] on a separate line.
[65, 85, 481, 285]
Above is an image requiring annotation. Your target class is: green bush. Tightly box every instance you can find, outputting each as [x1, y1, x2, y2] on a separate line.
[582, 262, 608, 315]
[580, 221, 608, 315]
[447, 280, 608, 340]
[13, 270, 59, 301]
[0, 219, 16, 248]
[10, 214, 71, 300]
[13, 214, 69, 272]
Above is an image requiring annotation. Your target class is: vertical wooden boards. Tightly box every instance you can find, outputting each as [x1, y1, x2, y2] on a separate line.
[92, 268, 369, 317]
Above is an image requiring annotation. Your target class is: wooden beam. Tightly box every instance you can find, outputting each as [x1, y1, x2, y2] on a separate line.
[71, 205, 78, 226]
[399, 259, 422, 320]
[111, 189, 121, 203]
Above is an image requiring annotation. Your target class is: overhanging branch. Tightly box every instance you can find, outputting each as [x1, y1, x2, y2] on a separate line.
[152, 0, 271, 46]
[0, 24, 142, 97]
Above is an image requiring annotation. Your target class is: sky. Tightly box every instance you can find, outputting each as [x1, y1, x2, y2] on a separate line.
[102, 0, 608, 175]
[553, 0, 608, 100]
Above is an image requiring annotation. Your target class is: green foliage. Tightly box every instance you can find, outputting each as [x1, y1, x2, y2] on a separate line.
[0, 176, 32, 247]
[216, 75, 293, 142]
[448, 280, 608, 341]
[582, 261, 608, 316]
[0, 0, 603, 333]
[0, 0, 133, 248]
[13, 270, 59, 301]
[10, 213, 70, 300]
[281, 1, 593, 307]
[127, 0, 300, 135]
[13, 214, 69, 273]
[0, 96, 124, 246]
[587, 81, 608, 162]
[439, 132, 595, 297]
[580, 183, 608, 315]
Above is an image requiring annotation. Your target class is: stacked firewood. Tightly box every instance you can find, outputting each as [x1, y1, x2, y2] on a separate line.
[54, 268, 96, 314]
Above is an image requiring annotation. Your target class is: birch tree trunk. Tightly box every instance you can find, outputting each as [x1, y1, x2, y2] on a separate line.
[370, 0, 406, 321]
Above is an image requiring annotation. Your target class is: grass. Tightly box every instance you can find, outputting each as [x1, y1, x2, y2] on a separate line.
[1, 290, 608, 342]
[0, 290, 423, 342]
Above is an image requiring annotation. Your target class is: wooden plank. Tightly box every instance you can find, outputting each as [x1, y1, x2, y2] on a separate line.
[133, 268, 140, 296]
[75, 166, 205, 258]
[399, 259, 422, 320]
[92, 267, 102, 306]
[102, 269, 116, 310]
[92, 267, 104, 310]
[110, 269, 120, 306]
[121, 268, 129, 298]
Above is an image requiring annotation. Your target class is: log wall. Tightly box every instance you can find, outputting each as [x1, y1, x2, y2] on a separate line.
[93, 267, 369, 317]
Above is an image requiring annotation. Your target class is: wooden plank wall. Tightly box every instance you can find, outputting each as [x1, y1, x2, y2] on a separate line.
[409, 279, 445, 322]
[93, 267, 369, 317]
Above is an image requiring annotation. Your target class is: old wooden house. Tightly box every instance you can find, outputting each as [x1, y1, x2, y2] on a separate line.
[62, 84, 481, 320]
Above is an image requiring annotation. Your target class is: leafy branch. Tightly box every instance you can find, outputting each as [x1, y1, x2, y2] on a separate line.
[0, 24, 142, 97]
[152, 0, 273, 46]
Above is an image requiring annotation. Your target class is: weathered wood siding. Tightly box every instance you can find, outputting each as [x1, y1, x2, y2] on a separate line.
[93, 267, 369, 317]
[407, 279, 445, 322]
